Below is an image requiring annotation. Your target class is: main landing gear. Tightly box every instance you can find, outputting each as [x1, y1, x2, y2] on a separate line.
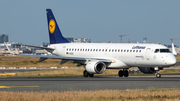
[118, 69, 129, 77]
[83, 70, 94, 77]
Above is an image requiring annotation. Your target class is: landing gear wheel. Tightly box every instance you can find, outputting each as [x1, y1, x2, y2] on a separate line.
[124, 71, 129, 77]
[83, 70, 89, 77]
[89, 74, 94, 77]
[118, 70, 123, 77]
[155, 73, 161, 78]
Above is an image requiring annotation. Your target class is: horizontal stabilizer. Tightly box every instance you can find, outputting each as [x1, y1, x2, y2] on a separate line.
[18, 44, 54, 52]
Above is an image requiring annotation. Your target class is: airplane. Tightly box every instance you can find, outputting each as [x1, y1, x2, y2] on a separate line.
[8, 9, 177, 78]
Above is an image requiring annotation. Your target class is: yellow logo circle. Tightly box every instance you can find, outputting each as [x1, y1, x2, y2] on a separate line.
[49, 19, 56, 34]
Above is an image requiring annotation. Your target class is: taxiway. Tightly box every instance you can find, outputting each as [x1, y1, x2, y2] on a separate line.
[0, 75, 180, 91]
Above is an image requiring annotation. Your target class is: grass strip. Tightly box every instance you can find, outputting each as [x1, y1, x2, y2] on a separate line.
[0, 56, 78, 67]
[0, 88, 180, 101]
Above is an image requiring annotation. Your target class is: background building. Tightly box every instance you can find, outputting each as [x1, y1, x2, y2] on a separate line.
[65, 37, 74, 43]
[0, 34, 8, 43]
[42, 42, 50, 47]
[74, 38, 91, 43]
[143, 37, 148, 43]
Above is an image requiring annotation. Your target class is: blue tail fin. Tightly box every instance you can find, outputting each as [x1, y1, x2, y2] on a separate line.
[46, 9, 69, 44]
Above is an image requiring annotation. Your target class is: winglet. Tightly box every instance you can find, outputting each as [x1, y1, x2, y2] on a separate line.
[171, 42, 177, 56]
[4, 42, 19, 55]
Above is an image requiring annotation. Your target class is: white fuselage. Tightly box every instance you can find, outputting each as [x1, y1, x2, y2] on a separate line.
[49, 43, 176, 69]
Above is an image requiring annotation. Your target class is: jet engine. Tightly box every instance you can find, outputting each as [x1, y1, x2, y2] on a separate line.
[85, 61, 106, 74]
[138, 67, 158, 73]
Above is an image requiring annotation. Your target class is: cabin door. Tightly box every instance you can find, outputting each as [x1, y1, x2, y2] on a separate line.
[146, 48, 151, 60]
[62, 46, 66, 56]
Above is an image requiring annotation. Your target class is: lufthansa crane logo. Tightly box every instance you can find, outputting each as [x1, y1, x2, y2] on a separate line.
[49, 19, 56, 34]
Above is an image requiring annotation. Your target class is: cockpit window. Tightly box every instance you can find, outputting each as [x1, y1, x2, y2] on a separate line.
[154, 49, 171, 53]
[154, 49, 159, 53]
[160, 49, 171, 53]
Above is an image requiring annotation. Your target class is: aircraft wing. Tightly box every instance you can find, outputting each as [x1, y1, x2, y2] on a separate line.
[19, 54, 111, 63]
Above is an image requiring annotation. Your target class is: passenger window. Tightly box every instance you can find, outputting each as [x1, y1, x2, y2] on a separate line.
[124, 50, 126, 52]
[154, 49, 160, 53]
[136, 50, 138, 52]
[139, 50, 141, 52]
[127, 50, 129, 52]
[66, 48, 68, 51]
[102, 49, 104, 52]
[75, 49, 76, 51]
[133, 50, 135, 52]
[115, 49, 117, 52]
[99, 49, 101, 52]
[72, 49, 74, 51]
[121, 50, 123, 52]
[112, 49, 114, 52]
[105, 49, 107, 52]
[130, 50, 132, 52]
[109, 49, 111, 52]
[118, 49, 120, 52]
[69, 49, 71, 51]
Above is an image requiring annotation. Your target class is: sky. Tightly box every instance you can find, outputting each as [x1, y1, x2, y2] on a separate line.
[0, 0, 180, 46]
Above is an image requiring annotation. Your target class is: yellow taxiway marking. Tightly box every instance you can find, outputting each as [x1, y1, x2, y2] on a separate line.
[0, 73, 16, 76]
[0, 86, 39, 88]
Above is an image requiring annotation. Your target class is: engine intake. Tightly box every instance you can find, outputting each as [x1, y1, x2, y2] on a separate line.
[85, 61, 106, 74]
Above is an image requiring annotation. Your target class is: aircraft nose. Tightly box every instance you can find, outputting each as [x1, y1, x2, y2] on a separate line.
[167, 56, 177, 66]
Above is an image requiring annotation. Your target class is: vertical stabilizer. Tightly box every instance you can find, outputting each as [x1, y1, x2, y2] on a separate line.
[172, 43, 177, 56]
[46, 9, 69, 44]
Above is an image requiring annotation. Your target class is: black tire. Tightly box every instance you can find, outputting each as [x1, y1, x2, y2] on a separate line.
[89, 74, 94, 77]
[83, 70, 89, 77]
[118, 70, 123, 77]
[124, 71, 129, 77]
[156, 73, 161, 78]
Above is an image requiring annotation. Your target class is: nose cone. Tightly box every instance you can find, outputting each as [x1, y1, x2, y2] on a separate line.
[167, 55, 177, 66]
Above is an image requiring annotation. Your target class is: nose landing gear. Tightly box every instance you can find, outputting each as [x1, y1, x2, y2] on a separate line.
[155, 73, 161, 78]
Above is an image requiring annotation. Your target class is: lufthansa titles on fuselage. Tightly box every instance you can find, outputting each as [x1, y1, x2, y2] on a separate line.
[132, 46, 146, 49]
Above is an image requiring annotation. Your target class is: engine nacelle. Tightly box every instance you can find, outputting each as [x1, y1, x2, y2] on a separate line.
[85, 61, 106, 74]
[138, 67, 158, 73]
